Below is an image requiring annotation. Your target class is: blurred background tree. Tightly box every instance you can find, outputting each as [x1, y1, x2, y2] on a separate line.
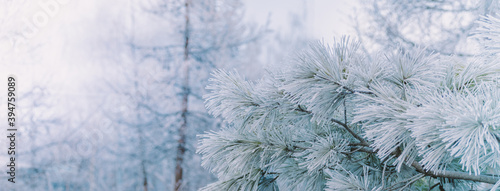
[355, 0, 499, 57]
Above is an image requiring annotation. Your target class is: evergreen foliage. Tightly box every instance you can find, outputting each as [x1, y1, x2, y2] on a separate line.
[198, 15, 500, 190]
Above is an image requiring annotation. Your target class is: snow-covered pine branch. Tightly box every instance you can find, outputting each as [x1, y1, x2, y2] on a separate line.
[198, 25, 500, 190]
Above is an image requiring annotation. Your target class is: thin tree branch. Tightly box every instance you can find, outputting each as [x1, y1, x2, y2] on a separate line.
[346, 146, 376, 154]
[429, 182, 440, 190]
[295, 105, 370, 146]
[316, 76, 373, 95]
[410, 161, 500, 184]
[330, 118, 370, 147]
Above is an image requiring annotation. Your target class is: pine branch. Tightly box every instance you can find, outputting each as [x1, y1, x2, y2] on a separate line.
[296, 105, 500, 185]
[410, 161, 500, 184]
[330, 119, 369, 147]
[347, 146, 376, 154]
[316, 75, 373, 95]
[429, 183, 440, 190]
[295, 106, 370, 146]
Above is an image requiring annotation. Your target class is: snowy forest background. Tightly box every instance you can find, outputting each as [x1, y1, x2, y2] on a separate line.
[0, 0, 499, 190]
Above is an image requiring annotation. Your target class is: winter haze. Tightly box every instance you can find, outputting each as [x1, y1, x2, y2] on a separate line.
[0, 0, 357, 190]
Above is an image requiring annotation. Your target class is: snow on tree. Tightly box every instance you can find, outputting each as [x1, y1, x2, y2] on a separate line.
[98, 0, 266, 190]
[355, 0, 499, 57]
[198, 15, 500, 190]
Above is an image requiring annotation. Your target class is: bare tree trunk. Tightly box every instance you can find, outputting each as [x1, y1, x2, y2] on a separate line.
[129, 1, 148, 190]
[141, 160, 148, 191]
[134, 50, 148, 191]
[135, 61, 148, 191]
[175, 0, 190, 190]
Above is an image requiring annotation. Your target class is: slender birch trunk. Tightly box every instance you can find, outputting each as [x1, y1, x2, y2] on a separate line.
[175, 0, 190, 190]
